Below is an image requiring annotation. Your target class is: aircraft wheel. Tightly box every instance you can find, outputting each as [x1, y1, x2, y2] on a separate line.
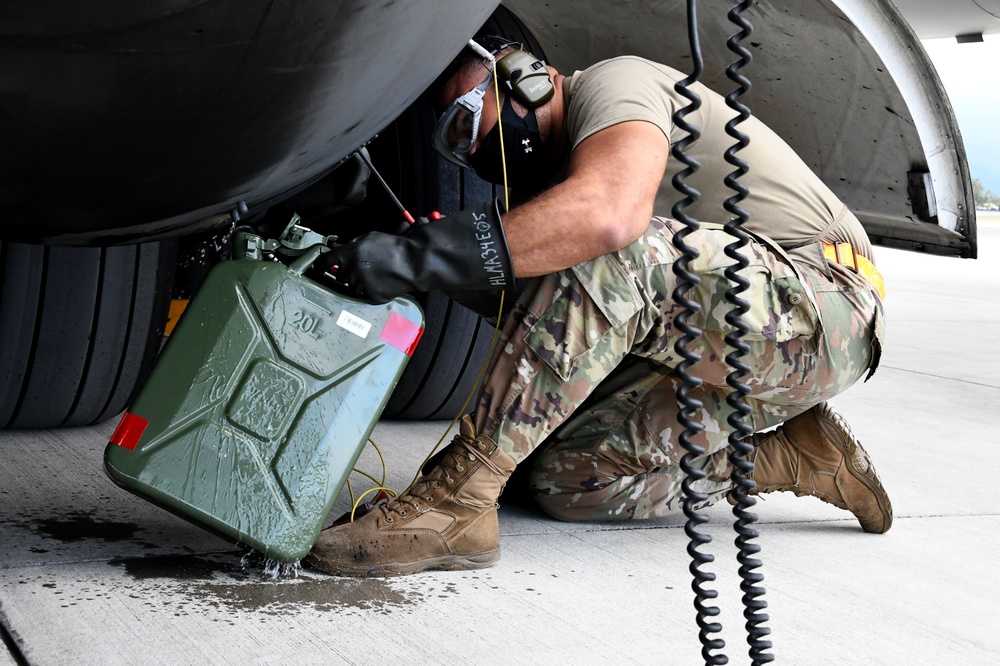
[0, 241, 173, 429]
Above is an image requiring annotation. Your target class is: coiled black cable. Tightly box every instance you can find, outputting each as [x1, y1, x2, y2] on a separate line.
[670, 1, 726, 663]
[721, 1, 775, 664]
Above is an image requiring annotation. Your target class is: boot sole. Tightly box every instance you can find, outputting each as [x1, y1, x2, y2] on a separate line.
[814, 404, 893, 534]
[306, 548, 500, 578]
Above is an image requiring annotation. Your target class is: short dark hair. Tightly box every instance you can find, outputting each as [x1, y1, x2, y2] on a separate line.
[429, 35, 522, 103]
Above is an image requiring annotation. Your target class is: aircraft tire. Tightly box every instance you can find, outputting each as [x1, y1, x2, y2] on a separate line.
[378, 107, 501, 420]
[0, 241, 174, 429]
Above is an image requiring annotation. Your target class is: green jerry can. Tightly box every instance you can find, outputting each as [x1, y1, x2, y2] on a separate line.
[104, 228, 423, 563]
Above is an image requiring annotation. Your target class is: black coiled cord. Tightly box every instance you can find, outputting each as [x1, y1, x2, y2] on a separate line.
[670, 1, 727, 664]
[722, 1, 775, 664]
[673, 0, 776, 663]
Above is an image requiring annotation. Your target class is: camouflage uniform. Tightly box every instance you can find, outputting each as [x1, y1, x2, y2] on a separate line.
[472, 216, 883, 521]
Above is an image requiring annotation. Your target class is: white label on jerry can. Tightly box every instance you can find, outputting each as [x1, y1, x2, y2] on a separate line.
[337, 310, 372, 339]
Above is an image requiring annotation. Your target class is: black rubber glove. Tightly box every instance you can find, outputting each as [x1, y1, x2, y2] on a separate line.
[319, 199, 516, 305]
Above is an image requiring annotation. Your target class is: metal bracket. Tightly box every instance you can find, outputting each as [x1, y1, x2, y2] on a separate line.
[235, 231, 269, 261]
[233, 214, 336, 265]
[278, 214, 337, 255]
[907, 169, 939, 222]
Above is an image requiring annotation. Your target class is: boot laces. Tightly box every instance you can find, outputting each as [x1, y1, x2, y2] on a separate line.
[382, 436, 486, 517]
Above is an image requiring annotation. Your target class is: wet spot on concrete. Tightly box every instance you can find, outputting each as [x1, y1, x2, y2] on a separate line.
[104, 553, 454, 615]
[33, 512, 140, 543]
[191, 575, 425, 614]
[109, 555, 246, 582]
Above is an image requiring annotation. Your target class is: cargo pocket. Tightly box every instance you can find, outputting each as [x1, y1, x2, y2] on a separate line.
[692, 263, 820, 345]
[524, 255, 642, 382]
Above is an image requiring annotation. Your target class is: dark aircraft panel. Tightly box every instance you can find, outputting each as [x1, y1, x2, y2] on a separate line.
[0, 0, 499, 244]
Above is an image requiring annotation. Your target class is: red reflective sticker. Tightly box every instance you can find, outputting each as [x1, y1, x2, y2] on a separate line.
[110, 412, 149, 451]
[379, 312, 424, 357]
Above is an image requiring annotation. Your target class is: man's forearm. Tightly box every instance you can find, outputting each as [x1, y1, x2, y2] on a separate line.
[501, 120, 668, 277]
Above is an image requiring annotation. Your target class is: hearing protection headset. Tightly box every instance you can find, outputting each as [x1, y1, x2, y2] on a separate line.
[466, 37, 554, 107]
[493, 46, 555, 107]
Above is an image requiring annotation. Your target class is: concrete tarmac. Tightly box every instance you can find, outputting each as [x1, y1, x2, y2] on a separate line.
[1, 221, 998, 665]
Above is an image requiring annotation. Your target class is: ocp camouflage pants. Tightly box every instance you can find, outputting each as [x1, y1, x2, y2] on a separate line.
[472, 217, 882, 521]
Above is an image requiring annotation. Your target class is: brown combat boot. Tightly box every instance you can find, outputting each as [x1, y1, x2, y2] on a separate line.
[747, 402, 893, 533]
[307, 416, 515, 577]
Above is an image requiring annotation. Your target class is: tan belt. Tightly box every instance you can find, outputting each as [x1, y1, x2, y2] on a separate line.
[822, 242, 885, 301]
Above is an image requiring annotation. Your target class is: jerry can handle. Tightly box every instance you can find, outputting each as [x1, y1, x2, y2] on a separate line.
[288, 245, 326, 276]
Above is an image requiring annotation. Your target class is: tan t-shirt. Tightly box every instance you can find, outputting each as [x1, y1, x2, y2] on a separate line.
[563, 56, 873, 260]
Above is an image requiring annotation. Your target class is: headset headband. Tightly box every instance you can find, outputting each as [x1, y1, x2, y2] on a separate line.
[468, 38, 555, 108]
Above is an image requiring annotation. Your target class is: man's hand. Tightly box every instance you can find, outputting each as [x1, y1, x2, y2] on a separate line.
[317, 199, 515, 305]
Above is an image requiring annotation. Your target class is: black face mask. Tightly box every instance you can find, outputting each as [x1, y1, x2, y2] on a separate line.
[468, 94, 551, 190]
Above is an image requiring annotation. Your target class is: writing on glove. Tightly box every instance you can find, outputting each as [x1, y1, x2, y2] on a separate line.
[316, 199, 514, 305]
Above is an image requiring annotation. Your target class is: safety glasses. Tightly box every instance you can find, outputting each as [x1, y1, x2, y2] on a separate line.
[432, 73, 492, 168]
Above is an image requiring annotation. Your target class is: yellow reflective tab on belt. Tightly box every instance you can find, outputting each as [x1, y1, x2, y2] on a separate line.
[822, 242, 885, 301]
